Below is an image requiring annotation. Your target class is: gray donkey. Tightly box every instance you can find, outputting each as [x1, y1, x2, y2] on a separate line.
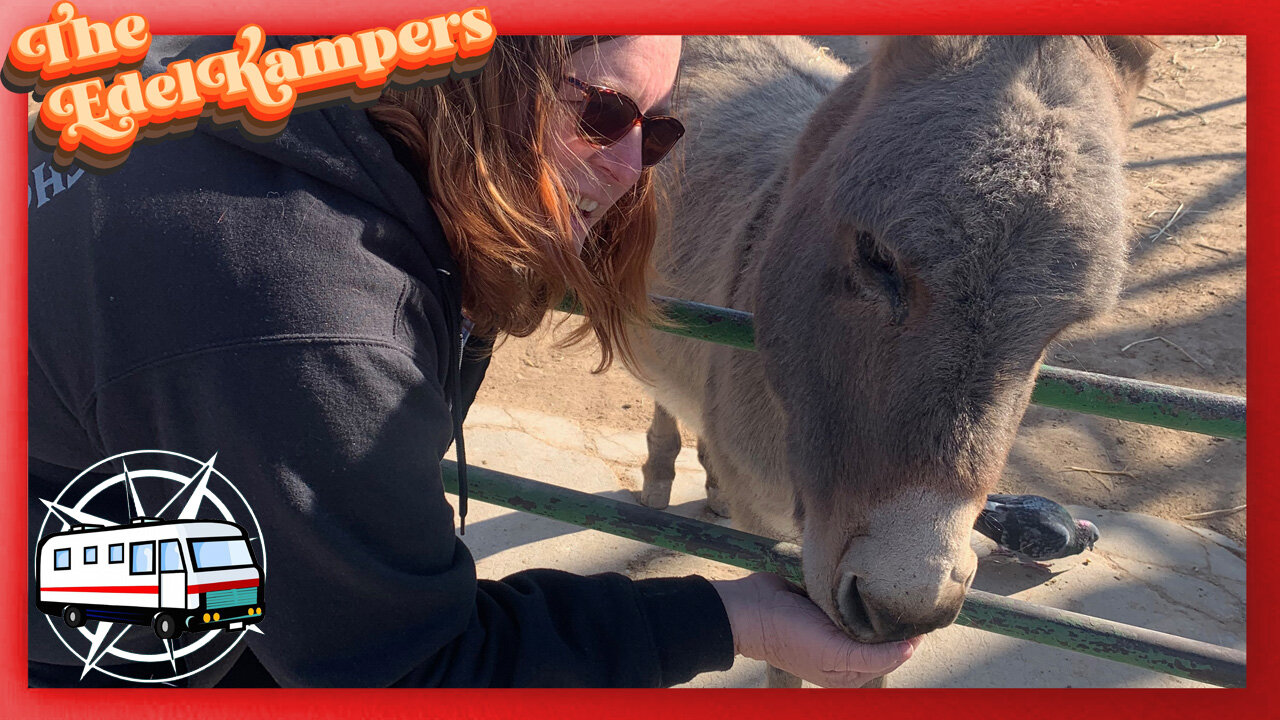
[636, 36, 1153, 686]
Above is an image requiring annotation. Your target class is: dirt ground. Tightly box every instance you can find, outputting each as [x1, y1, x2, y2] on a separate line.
[476, 36, 1247, 549]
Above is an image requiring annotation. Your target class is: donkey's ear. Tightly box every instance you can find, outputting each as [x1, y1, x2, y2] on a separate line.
[1101, 36, 1159, 114]
[790, 69, 871, 182]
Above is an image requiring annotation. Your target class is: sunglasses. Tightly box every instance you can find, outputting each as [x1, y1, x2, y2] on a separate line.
[564, 76, 685, 167]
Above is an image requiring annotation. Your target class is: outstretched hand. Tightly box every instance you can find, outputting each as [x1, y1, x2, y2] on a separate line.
[711, 573, 923, 688]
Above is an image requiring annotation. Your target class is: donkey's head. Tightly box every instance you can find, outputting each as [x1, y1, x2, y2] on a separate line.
[754, 36, 1154, 643]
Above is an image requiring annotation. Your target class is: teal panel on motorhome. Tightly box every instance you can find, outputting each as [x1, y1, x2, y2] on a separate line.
[206, 587, 257, 609]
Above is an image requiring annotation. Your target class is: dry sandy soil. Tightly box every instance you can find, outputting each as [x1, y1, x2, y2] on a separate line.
[475, 36, 1247, 548]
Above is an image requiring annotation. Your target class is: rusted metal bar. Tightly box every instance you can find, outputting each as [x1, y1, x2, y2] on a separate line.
[559, 295, 756, 350]
[648, 296, 757, 350]
[558, 295, 1246, 439]
[1031, 365, 1245, 439]
[959, 588, 1246, 689]
[441, 461, 1247, 688]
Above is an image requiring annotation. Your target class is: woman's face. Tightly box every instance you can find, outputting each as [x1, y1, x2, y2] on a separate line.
[549, 36, 682, 252]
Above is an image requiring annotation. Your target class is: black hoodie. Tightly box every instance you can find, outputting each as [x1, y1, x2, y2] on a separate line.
[27, 35, 734, 688]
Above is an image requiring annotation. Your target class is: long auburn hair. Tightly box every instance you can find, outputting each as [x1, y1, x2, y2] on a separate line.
[366, 36, 666, 373]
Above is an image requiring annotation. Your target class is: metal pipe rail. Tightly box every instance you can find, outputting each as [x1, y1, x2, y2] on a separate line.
[441, 461, 1247, 688]
[559, 296, 1247, 439]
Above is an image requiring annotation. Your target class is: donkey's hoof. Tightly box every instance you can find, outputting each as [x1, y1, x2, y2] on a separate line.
[862, 674, 889, 688]
[706, 497, 732, 518]
[638, 487, 672, 510]
[765, 664, 803, 688]
[705, 483, 732, 517]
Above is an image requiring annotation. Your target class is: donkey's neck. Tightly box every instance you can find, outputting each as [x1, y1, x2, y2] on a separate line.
[726, 168, 788, 314]
[656, 36, 851, 312]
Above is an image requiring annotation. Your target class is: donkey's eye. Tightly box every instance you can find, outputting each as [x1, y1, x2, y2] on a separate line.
[856, 231, 897, 277]
[852, 231, 909, 324]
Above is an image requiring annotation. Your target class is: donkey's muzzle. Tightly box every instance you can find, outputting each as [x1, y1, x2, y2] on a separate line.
[836, 571, 968, 643]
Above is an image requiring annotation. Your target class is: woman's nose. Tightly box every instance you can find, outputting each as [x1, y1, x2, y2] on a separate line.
[595, 124, 645, 190]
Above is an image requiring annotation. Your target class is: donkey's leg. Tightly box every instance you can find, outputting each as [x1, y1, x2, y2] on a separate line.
[697, 438, 732, 518]
[640, 403, 682, 509]
[766, 664, 803, 688]
[767, 665, 889, 689]
[696, 449, 810, 689]
[713, 484, 801, 688]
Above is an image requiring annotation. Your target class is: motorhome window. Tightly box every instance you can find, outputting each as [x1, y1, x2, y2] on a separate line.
[130, 541, 155, 575]
[54, 549, 70, 570]
[84, 546, 97, 564]
[189, 538, 254, 570]
[109, 544, 124, 563]
[160, 540, 184, 572]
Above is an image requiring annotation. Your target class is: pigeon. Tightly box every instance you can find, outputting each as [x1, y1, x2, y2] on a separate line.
[974, 494, 1099, 570]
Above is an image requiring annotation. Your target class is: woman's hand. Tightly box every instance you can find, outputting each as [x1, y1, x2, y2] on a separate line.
[711, 573, 924, 688]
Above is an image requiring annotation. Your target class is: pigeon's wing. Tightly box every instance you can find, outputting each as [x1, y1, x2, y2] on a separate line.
[1016, 515, 1074, 560]
[975, 502, 1016, 548]
[994, 494, 1065, 514]
[986, 494, 1024, 506]
[1022, 494, 1075, 519]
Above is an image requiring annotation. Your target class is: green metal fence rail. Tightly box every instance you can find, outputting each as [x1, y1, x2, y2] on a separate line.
[558, 296, 1246, 439]
[442, 461, 1247, 688]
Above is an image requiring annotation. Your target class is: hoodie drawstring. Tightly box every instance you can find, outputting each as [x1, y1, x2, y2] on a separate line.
[453, 329, 468, 535]
[438, 268, 469, 535]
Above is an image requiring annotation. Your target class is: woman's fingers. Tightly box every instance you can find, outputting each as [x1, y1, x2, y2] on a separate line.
[819, 633, 916, 675]
[714, 573, 928, 688]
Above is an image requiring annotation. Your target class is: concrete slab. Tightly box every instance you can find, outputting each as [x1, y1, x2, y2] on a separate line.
[506, 407, 590, 451]
[591, 429, 650, 465]
[457, 404, 1247, 688]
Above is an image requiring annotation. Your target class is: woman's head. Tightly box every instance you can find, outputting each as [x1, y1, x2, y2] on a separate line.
[549, 36, 682, 252]
[368, 35, 682, 372]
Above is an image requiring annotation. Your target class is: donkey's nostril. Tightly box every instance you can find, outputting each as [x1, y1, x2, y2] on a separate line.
[836, 572, 874, 638]
[837, 572, 959, 643]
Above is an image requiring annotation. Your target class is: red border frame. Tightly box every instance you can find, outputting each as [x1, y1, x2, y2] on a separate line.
[3, 1, 1273, 717]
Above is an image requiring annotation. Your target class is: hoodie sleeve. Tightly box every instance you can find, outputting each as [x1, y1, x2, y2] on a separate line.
[85, 339, 735, 687]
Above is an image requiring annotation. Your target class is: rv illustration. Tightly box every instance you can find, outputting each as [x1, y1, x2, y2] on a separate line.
[36, 518, 264, 639]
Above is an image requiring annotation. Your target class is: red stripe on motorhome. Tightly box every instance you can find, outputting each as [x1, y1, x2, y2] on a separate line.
[41, 585, 158, 594]
[187, 578, 258, 593]
[43, 578, 257, 595]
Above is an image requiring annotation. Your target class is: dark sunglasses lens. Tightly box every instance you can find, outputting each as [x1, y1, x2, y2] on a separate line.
[578, 90, 637, 145]
[641, 118, 685, 166]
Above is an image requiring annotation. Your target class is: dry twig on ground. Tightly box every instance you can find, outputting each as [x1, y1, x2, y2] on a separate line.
[1182, 504, 1246, 521]
[1137, 94, 1208, 125]
[1119, 335, 1208, 370]
[1145, 202, 1188, 241]
[1191, 36, 1224, 54]
[1062, 466, 1137, 491]
[1193, 242, 1229, 256]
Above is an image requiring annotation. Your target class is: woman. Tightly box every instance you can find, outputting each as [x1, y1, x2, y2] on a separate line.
[27, 34, 917, 687]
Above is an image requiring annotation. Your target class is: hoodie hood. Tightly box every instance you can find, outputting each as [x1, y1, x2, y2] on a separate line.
[142, 35, 474, 532]
[144, 35, 461, 280]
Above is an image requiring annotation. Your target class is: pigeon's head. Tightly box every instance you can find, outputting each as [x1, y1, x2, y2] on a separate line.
[1076, 519, 1100, 550]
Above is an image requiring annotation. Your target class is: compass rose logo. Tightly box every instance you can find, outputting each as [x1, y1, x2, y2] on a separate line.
[34, 450, 267, 684]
